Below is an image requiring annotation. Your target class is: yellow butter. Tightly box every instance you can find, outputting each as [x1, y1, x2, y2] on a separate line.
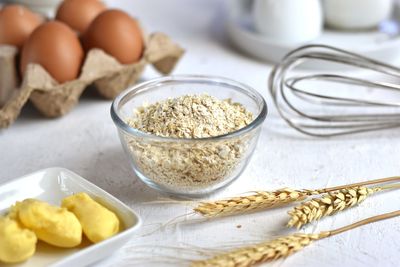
[0, 216, 37, 263]
[7, 201, 21, 221]
[62, 193, 120, 243]
[16, 199, 82, 248]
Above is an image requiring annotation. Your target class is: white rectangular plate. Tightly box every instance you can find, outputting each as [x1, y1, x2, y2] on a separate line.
[0, 167, 141, 267]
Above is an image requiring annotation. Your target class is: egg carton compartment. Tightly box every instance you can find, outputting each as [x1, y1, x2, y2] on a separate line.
[0, 32, 184, 128]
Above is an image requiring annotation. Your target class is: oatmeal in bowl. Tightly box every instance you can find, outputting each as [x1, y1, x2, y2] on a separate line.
[111, 75, 267, 196]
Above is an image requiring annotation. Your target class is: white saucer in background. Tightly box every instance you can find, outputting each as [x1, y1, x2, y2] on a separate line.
[227, 13, 400, 68]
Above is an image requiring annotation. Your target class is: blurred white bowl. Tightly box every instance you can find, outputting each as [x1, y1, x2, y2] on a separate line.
[252, 0, 323, 44]
[323, 0, 394, 30]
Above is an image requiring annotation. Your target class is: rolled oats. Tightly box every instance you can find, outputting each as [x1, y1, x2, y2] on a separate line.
[125, 94, 255, 191]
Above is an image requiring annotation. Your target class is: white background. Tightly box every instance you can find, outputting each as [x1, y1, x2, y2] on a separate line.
[1, 0, 400, 266]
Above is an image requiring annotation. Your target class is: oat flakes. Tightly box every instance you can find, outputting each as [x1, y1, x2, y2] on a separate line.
[125, 94, 256, 191]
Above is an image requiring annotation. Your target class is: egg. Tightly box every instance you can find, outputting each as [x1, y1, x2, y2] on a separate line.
[62, 193, 120, 243]
[83, 9, 144, 64]
[0, 5, 43, 48]
[13, 199, 82, 248]
[20, 21, 84, 83]
[0, 217, 37, 263]
[56, 0, 106, 34]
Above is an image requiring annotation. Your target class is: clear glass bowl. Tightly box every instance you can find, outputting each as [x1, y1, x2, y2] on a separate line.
[111, 75, 267, 197]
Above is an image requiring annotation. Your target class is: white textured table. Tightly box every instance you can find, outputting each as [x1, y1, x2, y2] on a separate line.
[1, 1, 400, 266]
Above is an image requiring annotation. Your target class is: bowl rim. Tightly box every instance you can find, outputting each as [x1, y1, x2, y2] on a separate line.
[110, 74, 268, 141]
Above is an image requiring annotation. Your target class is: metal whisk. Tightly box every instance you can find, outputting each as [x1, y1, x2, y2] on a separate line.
[269, 44, 400, 137]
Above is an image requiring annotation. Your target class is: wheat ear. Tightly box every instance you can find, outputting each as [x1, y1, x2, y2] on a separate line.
[288, 183, 400, 229]
[194, 176, 400, 218]
[194, 188, 312, 217]
[191, 210, 400, 267]
[288, 186, 376, 229]
[190, 233, 326, 267]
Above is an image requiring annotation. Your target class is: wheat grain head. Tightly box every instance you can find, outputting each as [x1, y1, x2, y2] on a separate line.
[288, 187, 379, 229]
[190, 232, 328, 267]
[194, 189, 312, 218]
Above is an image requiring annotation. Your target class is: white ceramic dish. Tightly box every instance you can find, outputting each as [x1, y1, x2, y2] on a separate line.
[0, 167, 141, 267]
[227, 7, 400, 67]
[323, 0, 394, 30]
[252, 0, 323, 44]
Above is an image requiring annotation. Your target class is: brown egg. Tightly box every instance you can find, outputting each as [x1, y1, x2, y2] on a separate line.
[20, 21, 84, 83]
[0, 5, 43, 48]
[56, 0, 106, 34]
[83, 9, 144, 64]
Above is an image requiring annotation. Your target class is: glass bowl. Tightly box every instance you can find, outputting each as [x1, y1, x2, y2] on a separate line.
[111, 75, 267, 197]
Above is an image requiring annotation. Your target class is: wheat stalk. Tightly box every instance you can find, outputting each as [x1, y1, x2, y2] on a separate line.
[193, 176, 400, 218]
[288, 183, 400, 229]
[288, 186, 376, 229]
[191, 210, 400, 267]
[191, 233, 326, 267]
[194, 188, 312, 217]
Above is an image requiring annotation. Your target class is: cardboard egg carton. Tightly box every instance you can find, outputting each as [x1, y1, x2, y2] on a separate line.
[0, 32, 184, 128]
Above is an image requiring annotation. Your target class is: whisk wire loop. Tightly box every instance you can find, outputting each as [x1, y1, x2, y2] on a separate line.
[269, 44, 400, 137]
